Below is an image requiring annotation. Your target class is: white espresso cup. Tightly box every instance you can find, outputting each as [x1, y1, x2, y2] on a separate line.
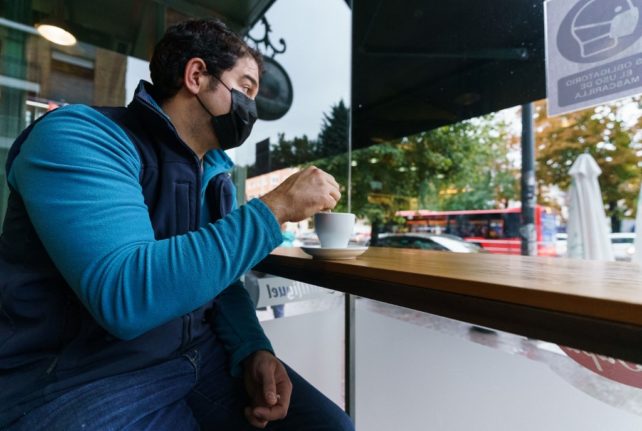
[314, 212, 356, 248]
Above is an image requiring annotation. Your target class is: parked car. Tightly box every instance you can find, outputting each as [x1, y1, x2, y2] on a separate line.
[297, 231, 320, 246]
[555, 233, 567, 257]
[555, 232, 635, 261]
[610, 232, 635, 262]
[369, 233, 485, 253]
[297, 231, 371, 247]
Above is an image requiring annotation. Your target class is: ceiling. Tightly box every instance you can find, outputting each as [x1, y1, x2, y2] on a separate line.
[352, 0, 546, 148]
[1, 0, 277, 60]
[2, 0, 549, 152]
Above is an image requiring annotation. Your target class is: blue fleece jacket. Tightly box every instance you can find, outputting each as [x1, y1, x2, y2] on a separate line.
[7, 104, 282, 372]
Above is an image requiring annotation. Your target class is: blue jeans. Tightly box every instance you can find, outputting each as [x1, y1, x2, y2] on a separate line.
[8, 337, 354, 431]
[271, 304, 285, 318]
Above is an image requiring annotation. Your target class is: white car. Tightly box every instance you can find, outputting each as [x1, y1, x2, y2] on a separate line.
[556, 233, 567, 257]
[370, 233, 485, 253]
[610, 232, 635, 262]
[556, 232, 635, 261]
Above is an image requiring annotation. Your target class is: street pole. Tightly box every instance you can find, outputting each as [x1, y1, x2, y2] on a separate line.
[521, 103, 537, 256]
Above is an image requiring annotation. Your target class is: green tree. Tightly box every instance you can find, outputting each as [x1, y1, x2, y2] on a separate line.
[269, 133, 317, 170]
[315, 113, 520, 226]
[314, 142, 411, 242]
[399, 116, 519, 212]
[444, 117, 520, 210]
[248, 100, 520, 234]
[256, 100, 349, 172]
[316, 100, 349, 158]
[535, 99, 642, 231]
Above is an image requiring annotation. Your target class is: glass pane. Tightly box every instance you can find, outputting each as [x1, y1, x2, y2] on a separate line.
[230, 0, 352, 410]
[0, 21, 127, 222]
[352, 0, 546, 152]
[233, 0, 351, 248]
[1, 4, 350, 417]
[249, 275, 347, 409]
[356, 299, 642, 430]
[348, 3, 642, 426]
[349, 0, 641, 261]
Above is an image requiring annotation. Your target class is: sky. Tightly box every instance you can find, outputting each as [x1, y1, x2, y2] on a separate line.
[238, 0, 351, 165]
[125, 0, 351, 167]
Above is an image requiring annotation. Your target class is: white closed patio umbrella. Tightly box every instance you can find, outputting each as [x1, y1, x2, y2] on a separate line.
[633, 187, 642, 264]
[566, 153, 614, 261]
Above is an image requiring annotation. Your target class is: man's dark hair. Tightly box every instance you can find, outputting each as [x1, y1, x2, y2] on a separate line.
[149, 18, 263, 101]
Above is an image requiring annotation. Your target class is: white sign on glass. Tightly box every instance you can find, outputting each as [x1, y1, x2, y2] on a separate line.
[256, 277, 333, 308]
[545, 0, 642, 115]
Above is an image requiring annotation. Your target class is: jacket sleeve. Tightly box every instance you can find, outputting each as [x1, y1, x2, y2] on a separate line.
[8, 105, 283, 340]
[211, 279, 274, 377]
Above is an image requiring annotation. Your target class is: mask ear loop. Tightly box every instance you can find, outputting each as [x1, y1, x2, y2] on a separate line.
[204, 70, 232, 92]
[195, 92, 216, 117]
[195, 70, 232, 117]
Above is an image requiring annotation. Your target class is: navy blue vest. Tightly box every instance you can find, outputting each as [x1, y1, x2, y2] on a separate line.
[0, 84, 235, 425]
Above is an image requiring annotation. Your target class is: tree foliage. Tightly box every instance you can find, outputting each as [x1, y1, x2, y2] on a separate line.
[252, 97, 642, 233]
[254, 100, 520, 226]
[534, 99, 642, 231]
[268, 99, 350, 170]
[270, 133, 316, 169]
[316, 100, 349, 158]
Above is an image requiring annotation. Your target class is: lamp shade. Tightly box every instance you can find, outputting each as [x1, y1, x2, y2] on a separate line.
[36, 19, 76, 46]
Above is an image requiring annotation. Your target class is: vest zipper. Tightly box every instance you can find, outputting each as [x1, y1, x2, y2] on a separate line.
[138, 93, 203, 350]
[194, 156, 202, 229]
[181, 156, 200, 350]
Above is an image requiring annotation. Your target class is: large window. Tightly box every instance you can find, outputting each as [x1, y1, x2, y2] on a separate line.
[335, 0, 639, 261]
[0, 20, 127, 220]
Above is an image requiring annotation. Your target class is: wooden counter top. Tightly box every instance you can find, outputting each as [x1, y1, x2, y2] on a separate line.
[254, 247, 642, 364]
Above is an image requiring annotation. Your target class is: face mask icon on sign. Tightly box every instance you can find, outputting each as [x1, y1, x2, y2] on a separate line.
[571, 0, 640, 59]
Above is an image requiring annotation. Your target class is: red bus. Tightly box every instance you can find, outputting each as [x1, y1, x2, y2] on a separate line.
[395, 206, 557, 256]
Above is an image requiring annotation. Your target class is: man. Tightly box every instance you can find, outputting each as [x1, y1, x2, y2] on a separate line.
[0, 19, 353, 430]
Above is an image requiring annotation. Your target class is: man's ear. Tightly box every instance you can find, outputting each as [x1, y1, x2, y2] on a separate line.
[183, 58, 208, 95]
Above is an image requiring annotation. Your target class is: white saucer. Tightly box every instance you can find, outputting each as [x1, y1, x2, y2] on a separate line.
[301, 245, 368, 260]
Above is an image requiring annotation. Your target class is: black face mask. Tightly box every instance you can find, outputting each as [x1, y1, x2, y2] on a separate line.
[196, 76, 258, 150]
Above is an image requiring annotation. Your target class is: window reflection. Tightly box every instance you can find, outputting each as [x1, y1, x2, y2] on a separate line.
[0, 20, 127, 220]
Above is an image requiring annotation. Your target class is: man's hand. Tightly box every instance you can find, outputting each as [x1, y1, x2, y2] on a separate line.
[260, 166, 341, 225]
[243, 350, 293, 428]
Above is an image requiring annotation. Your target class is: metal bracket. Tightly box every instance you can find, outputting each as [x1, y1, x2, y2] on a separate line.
[246, 16, 286, 58]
